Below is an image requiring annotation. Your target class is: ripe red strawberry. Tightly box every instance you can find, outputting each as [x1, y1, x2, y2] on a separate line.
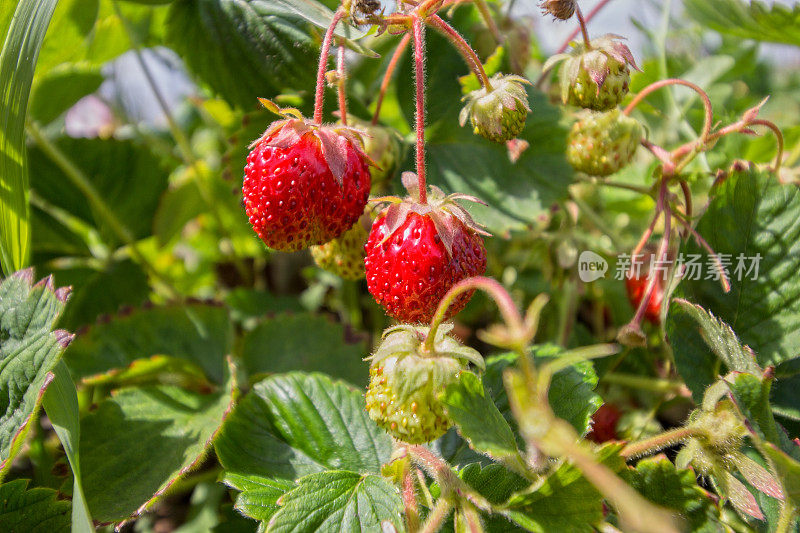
[588, 403, 621, 443]
[243, 101, 371, 252]
[625, 271, 663, 324]
[365, 173, 489, 324]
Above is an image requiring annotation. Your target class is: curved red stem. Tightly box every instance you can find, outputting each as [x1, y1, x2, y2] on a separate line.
[412, 16, 428, 204]
[372, 34, 411, 125]
[313, 10, 345, 124]
[336, 44, 348, 126]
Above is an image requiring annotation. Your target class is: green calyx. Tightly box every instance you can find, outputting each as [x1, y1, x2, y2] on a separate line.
[365, 324, 484, 444]
[459, 74, 531, 143]
[567, 109, 642, 176]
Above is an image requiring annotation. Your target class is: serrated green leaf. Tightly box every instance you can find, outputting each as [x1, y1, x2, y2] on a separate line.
[240, 313, 367, 385]
[485, 348, 602, 436]
[267, 470, 404, 533]
[166, 0, 319, 108]
[0, 479, 71, 532]
[442, 371, 528, 475]
[457, 463, 529, 506]
[65, 303, 233, 385]
[0, 0, 58, 274]
[668, 164, 800, 398]
[0, 269, 71, 478]
[222, 473, 294, 523]
[628, 455, 722, 532]
[42, 361, 94, 533]
[80, 364, 236, 523]
[725, 372, 783, 447]
[666, 299, 759, 403]
[215, 372, 392, 480]
[685, 0, 800, 47]
[503, 444, 625, 532]
[29, 137, 170, 246]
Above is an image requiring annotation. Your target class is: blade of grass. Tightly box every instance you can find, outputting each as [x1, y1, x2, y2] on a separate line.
[0, 0, 59, 275]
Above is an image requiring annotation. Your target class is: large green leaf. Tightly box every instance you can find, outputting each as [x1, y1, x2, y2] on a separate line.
[435, 348, 600, 468]
[0, 479, 71, 532]
[484, 349, 602, 436]
[396, 13, 573, 235]
[0, 269, 71, 477]
[668, 165, 800, 378]
[222, 473, 295, 523]
[267, 470, 405, 533]
[166, 0, 319, 108]
[666, 299, 759, 403]
[0, 0, 58, 274]
[240, 313, 367, 385]
[42, 361, 93, 533]
[65, 303, 233, 385]
[628, 456, 721, 532]
[28, 137, 170, 246]
[503, 444, 625, 532]
[685, 0, 800, 47]
[79, 365, 236, 523]
[442, 371, 527, 474]
[215, 372, 393, 480]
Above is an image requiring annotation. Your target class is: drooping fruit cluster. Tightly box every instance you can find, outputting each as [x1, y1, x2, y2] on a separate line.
[243, 105, 372, 252]
[365, 324, 484, 443]
[365, 173, 489, 324]
[460, 74, 531, 143]
[545, 35, 639, 111]
[567, 109, 642, 176]
[311, 212, 371, 280]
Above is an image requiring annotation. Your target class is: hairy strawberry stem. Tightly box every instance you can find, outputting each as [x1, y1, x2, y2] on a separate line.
[574, 4, 592, 49]
[424, 276, 525, 353]
[336, 43, 348, 126]
[750, 119, 785, 173]
[620, 426, 698, 460]
[412, 16, 429, 204]
[428, 15, 492, 90]
[629, 178, 671, 329]
[372, 34, 411, 125]
[474, 0, 501, 45]
[402, 467, 421, 531]
[624, 78, 714, 150]
[313, 9, 345, 125]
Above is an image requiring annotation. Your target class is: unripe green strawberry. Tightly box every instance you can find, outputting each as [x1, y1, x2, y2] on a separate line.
[460, 74, 531, 143]
[360, 123, 401, 189]
[310, 213, 370, 280]
[365, 324, 484, 444]
[567, 109, 642, 176]
[544, 35, 639, 111]
[675, 400, 783, 521]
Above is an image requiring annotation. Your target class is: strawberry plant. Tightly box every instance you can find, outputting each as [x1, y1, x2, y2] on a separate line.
[1, 0, 800, 532]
